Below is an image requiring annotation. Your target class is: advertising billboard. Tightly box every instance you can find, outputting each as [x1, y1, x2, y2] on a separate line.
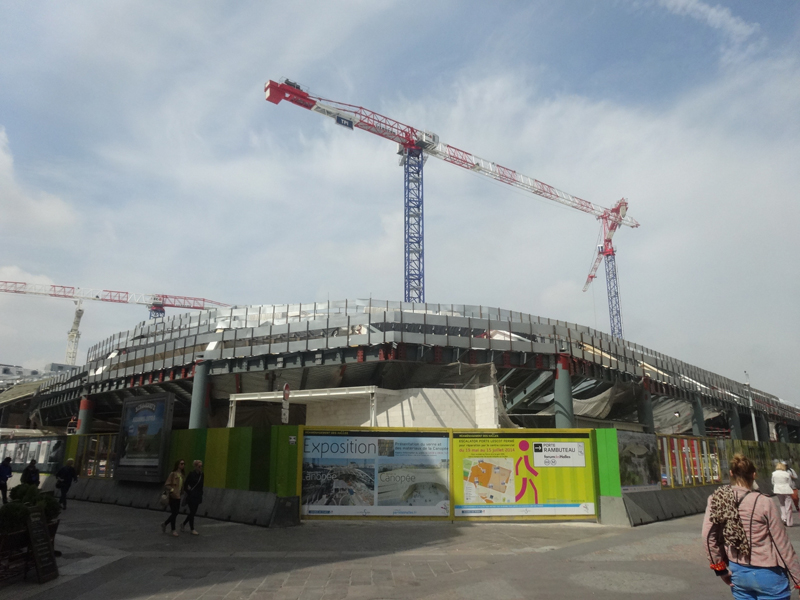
[302, 429, 450, 517]
[115, 393, 174, 482]
[617, 431, 661, 492]
[452, 430, 596, 518]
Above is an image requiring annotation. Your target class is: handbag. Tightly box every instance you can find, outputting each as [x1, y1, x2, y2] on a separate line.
[159, 489, 169, 507]
[55, 478, 64, 490]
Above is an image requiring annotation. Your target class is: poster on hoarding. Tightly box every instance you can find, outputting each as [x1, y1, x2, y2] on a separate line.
[115, 393, 174, 482]
[302, 429, 450, 517]
[452, 430, 596, 518]
[617, 431, 661, 492]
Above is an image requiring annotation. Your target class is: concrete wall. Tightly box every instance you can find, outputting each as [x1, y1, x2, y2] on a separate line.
[43, 475, 278, 527]
[305, 386, 499, 429]
[622, 484, 720, 526]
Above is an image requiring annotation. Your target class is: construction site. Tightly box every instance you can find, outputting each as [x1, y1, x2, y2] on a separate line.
[0, 77, 797, 531]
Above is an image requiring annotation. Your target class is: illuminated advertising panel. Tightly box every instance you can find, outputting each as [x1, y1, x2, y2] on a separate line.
[115, 393, 174, 482]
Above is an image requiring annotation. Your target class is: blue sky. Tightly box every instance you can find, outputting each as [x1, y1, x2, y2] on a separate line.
[1, 1, 798, 404]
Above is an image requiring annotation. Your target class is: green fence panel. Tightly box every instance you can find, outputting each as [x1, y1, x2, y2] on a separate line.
[225, 428, 253, 491]
[270, 425, 299, 497]
[594, 428, 622, 497]
[249, 427, 271, 492]
[204, 428, 231, 489]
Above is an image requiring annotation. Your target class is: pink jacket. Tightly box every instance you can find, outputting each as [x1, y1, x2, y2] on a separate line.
[702, 485, 800, 585]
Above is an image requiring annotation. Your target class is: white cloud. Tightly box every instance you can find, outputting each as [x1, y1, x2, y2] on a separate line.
[0, 128, 78, 233]
[658, 0, 758, 43]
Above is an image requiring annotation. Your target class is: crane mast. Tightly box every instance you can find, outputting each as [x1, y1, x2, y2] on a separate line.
[265, 79, 639, 333]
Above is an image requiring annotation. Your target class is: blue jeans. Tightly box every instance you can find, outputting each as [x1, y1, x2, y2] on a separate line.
[729, 562, 791, 600]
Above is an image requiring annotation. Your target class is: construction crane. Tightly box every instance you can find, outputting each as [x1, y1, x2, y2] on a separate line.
[0, 281, 229, 365]
[582, 199, 630, 339]
[265, 79, 640, 336]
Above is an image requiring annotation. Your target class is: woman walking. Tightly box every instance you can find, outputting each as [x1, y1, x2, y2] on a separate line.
[773, 462, 794, 526]
[703, 453, 800, 598]
[55, 458, 78, 509]
[161, 460, 185, 536]
[181, 460, 204, 535]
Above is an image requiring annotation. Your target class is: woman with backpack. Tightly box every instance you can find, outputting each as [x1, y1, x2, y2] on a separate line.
[703, 453, 800, 599]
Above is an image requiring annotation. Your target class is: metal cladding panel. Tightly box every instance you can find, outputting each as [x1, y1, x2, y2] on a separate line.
[251, 344, 269, 356]
[470, 318, 489, 331]
[426, 314, 447, 328]
[307, 335, 326, 351]
[447, 315, 470, 330]
[153, 360, 164, 370]
[327, 337, 349, 350]
[383, 331, 401, 344]
[223, 329, 237, 341]
[287, 340, 307, 354]
[328, 314, 349, 329]
[403, 312, 425, 326]
[450, 337, 470, 349]
[511, 340, 533, 353]
[427, 334, 447, 347]
[203, 348, 222, 360]
[402, 332, 426, 346]
[532, 323, 554, 337]
[554, 325, 570, 338]
[471, 339, 489, 350]
[253, 324, 271, 337]
[509, 321, 533, 336]
[271, 323, 289, 335]
[348, 334, 368, 347]
[533, 342, 557, 355]
[492, 340, 511, 352]
[221, 348, 234, 359]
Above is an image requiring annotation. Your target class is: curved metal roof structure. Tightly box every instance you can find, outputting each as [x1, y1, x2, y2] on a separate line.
[28, 299, 799, 432]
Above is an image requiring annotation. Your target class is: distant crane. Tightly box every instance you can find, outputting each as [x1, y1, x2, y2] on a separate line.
[265, 79, 639, 337]
[0, 281, 229, 365]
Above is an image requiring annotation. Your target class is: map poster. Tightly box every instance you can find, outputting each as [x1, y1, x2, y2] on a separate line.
[302, 429, 450, 517]
[452, 430, 596, 518]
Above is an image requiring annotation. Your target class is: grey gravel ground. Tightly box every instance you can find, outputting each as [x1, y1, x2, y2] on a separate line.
[4, 499, 800, 600]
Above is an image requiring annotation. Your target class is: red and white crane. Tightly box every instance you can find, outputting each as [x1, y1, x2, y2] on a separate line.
[0, 281, 229, 365]
[265, 79, 639, 338]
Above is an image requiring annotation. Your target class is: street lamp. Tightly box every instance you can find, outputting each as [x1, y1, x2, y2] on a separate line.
[745, 371, 759, 442]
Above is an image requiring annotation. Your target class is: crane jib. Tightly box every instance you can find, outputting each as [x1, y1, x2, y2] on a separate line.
[335, 116, 354, 130]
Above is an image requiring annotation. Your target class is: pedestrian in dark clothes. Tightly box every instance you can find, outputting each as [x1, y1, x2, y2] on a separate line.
[161, 460, 185, 536]
[55, 458, 78, 509]
[21, 459, 40, 487]
[0, 457, 12, 504]
[181, 459, 204, 535]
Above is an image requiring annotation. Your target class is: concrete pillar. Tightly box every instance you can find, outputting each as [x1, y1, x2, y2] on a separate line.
[691, 394, 706, 437]
[756, 414, 771, 443]
[636, 390, 655, 434]
[189, 360, 210, 430]
[76, 396, 94, 435]
[553, 354, 574, 429]
[728, 408, 743, 440]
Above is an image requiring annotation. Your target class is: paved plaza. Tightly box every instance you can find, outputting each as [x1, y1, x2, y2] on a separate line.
[4, 500, 799, 600]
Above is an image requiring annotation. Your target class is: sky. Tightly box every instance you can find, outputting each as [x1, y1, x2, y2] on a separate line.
[0, 1, 798, 403]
